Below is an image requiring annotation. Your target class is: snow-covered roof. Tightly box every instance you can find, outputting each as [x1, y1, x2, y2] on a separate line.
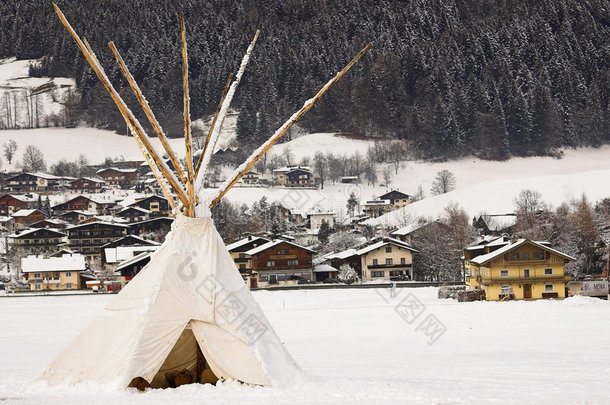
[355, 237, 418, 255]
[11, 209, 41, 217]
[470, 239, 576, 265]
[226, 236, 270, 251]
[74, 177, 106, 184]
[272, 165, 312, 173]
[67, 221, 131, 230]
[117, 206, 151, 215]
[86, 215, 129, 224]
[115, 251, 152, 271]
[244, 239, 315, 256]
[21, 254, 87, 273]
[0, 216, 13, 223]
[96, 167, 138, 174]
[3, 193, 39, 202]
[27, 172, 61, 180]
[9, 227, 66, 238]
[104, 245, 160, 264]
[313, 264, 338, 273]
[325, 248, 358, 260]
[59, 210, 97, 217]
[391, 222, 428, 236]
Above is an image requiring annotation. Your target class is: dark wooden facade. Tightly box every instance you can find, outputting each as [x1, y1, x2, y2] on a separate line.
[131, 195, 170, 217]
[251, 241, 314, 283]
[96, 168, 138, 188]
[71, 177, 105, 193]
[67, 222, 130, 259]
[9, 227, 66, 255]
[0, 194, 36, 216]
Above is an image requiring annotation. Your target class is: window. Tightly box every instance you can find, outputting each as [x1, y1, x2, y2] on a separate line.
[65, 272, 72, 277]
[35, 284, 41, 290]
[500, 270, 509, 277]
[545, 284, 553, 292]
[533, 251, 544, 259]
[522, 252, 529, 260]
[512, 252, 520, 260]
[239, 253, 246, 259]
[370, 271, 384, 278]
[239, 264, 245, 269]
[66, 283, 73, 289]
[277, 249, 289, 255]
[389, 270, 403, 277]
[287, 260, 298, 266]
[372, 259, 378, 266]
[386, 258, 393, 265]
[385, 246, 392, 253]
[55, 272, 60, 278]
[266, 261, 275, 267]
[544, 268, 553, 275]
[400, 257, 406, 265]
[523, 269, 530, 278]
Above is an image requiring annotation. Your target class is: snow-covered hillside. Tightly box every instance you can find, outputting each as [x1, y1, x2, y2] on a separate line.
[0, 57, 76, 129]
[0, 127, 186, 169]
[220, 133, 610, 223]
[1, 288, 608, 404]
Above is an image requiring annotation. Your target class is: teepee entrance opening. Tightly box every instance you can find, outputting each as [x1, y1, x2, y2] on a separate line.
[129, 326, 219, 390]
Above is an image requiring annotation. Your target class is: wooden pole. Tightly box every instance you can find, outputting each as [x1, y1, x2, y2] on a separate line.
[194, 73, 232, 179]
[108, 41, 187, 185]
[180, 13, 195, 217]
[52, 4, 189, 209]
[194, 30, 260, 191]
[210, 42, 372, 208]
[131, 125, 177, 211]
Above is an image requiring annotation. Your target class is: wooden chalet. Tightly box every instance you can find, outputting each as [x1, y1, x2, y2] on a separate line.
[71, 177, 106, 193]
[129, 217, 174, 242]
[378, 190, 410, 210]
[116, 206, 151, 223]
[9, 227, 67, 255]
[96, 167, 138, 188]
[0, 193, 39, 216]
[226, 236, 271, 272]
[52, 195, 116, 215]
[67, 221, 130, 260]
[130, 195, 171, 217]
[244, 240, 315, 287]
[4, 172, 60, 192]
[11, 209, 45, 228]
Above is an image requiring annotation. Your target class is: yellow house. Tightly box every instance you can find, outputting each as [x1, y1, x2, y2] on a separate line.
[226, 236, 270, 274]
[21, 253, 88, 291]
[465, 239, 575, 301]
[356, 237, 418, 281]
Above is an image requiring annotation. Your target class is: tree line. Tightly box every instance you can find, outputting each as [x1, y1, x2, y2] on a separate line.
[1, 0, 609, 159]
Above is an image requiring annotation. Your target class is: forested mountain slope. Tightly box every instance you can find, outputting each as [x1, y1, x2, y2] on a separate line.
[1, 0, 609, 158]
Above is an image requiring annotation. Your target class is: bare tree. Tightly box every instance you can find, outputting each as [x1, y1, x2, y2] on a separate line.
[363, 160, 377, 186]
[430, 170, 456, 195]
[3, 139, 18, 165]
[283, 146, 294, 166]
[313, 151, 328, 189]
[512, 189, 545, 235]
[21, 145, 46, 172]
[382, 166, 392, 188]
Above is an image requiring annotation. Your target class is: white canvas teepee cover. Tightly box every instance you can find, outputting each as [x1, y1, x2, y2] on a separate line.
[37, 214, 303, 388]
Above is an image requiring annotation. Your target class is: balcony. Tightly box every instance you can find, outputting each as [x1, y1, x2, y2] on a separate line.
[479, 274, 572, 285]
[368, 263, 412, 269]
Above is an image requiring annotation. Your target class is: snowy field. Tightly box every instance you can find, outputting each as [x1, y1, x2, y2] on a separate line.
[0, 287, 608, 404]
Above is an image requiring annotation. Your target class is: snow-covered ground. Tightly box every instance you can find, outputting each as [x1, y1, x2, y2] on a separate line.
[0, 127, 187, 170]
[0, 287, 608, 404]
[223, 135, 610, 223]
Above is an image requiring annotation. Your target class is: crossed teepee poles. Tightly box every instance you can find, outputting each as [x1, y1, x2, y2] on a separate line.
[53, 4, 371, 217]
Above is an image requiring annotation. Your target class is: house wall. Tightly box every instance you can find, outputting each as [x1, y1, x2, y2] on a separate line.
[361, 245, 414, 281]
[252, 242, 313, 283]
[466, 245, 570, 301]
[25, 270, 81, 291]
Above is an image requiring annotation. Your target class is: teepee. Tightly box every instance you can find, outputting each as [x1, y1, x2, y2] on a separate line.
[39, 4, 370, 390]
